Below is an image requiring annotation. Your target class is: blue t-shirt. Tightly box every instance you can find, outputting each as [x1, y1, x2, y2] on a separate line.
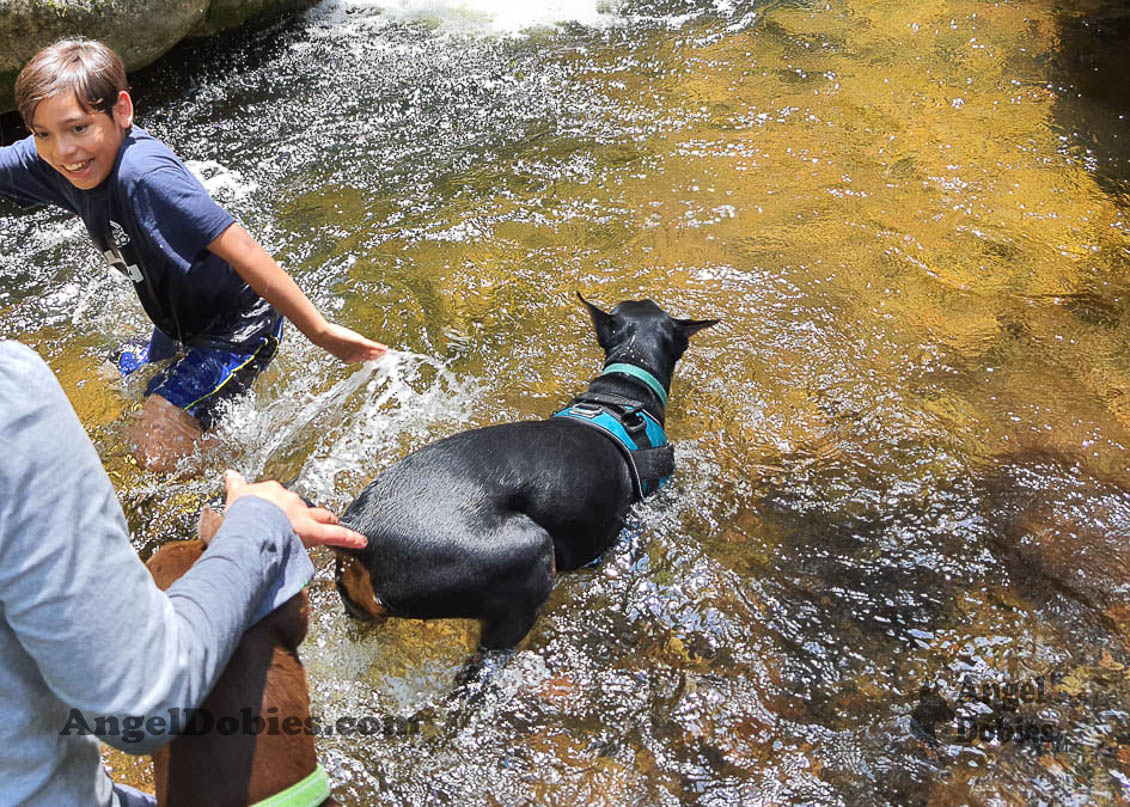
[0, 127, 278, 351]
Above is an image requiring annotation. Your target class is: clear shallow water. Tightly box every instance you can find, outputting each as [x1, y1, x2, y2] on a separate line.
[4, 0, 1130, 803]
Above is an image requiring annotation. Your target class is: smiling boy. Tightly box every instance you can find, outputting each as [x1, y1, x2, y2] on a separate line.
[0, 38, 387, 470]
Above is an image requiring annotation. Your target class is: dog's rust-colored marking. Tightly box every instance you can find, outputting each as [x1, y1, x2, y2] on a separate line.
[196, 505, 223, 545]
[334, 553, 388, 622]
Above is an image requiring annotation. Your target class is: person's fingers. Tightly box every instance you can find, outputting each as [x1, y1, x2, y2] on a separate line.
[215, 472, 362, 548]
[325, 325, 389, 363]
[298, 521, 368, 550]
[349, 347, 385, 364]
[305, 507, 340, 525]
[223, 469, 248, 505]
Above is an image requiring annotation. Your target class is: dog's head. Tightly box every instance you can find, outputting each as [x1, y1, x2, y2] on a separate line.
[145, 505, 311, 648]
[577, 292, 717, 382]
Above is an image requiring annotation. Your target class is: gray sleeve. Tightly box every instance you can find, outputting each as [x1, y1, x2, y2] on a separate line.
[0, 341, 314, 754]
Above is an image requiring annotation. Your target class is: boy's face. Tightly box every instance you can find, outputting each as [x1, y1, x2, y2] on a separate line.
[29, 90, 134, 190]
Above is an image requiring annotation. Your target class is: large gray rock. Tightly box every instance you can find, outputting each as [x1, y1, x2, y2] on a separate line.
[0, 0, 317, 116]
[193, 0, 314, 37]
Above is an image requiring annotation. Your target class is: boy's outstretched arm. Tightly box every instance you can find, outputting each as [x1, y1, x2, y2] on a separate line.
[208, 222, 388, 363]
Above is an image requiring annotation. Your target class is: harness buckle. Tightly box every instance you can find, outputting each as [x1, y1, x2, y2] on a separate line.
[568, 402, 604, 419]
[623, 410, 648, 436]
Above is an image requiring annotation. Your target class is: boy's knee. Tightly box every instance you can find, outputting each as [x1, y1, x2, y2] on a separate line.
[126, 395, 204, 472]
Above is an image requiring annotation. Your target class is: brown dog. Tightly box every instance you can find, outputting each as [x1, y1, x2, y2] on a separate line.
[144, 508, 335, 806]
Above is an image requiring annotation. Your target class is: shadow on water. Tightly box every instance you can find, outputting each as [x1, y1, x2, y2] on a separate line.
[1044, 0, 1130, 361]
[979, 449, 1130, 639]
[1052, 0, 1130, 197]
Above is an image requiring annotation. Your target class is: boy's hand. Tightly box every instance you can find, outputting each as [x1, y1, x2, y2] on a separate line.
[209, 225, 388, 364]
[222, 470, 367, 550]
[315, 323, 389, 363]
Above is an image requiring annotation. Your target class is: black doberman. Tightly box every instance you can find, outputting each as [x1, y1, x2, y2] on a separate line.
[335, 294, 716, 649]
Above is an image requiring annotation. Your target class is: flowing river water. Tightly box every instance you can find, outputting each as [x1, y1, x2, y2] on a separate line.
[2, 0, 1130, 803]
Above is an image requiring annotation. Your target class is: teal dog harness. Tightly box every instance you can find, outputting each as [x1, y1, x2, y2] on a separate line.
[552, 365, 675, 499]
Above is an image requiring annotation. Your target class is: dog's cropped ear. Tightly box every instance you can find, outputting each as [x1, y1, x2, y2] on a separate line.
[675, 317, 719, 339]
[577, 291, 616, 351]
[197, 504, 223, 546]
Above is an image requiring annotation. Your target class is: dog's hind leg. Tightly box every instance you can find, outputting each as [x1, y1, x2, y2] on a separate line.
[477, 519, 556, 650]
[448, 647, 510, 709]
[480, 606, 541, 651]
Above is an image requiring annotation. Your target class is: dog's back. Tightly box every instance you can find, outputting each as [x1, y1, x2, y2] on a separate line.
[339, 418, 632, 648]
[145, 539, 330, 806]
[343, 418, 634, 572]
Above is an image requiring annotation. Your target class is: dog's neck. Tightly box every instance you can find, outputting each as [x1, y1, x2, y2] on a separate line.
[584, 361, 671, 424]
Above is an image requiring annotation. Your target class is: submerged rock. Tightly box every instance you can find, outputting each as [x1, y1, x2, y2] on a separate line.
[981, 450, 1130, 637]
[0, 0, 317, 115]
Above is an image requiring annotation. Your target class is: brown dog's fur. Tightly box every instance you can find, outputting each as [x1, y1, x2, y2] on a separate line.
[144, 509, 334, 806]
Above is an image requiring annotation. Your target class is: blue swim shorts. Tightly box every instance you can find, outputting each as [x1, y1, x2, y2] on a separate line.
[115, 319, 283, 430]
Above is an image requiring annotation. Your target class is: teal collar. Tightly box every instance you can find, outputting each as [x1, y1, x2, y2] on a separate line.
[601, 363, 668, 408]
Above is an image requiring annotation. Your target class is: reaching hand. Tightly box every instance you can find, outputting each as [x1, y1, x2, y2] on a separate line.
[222, 470, 367, 550]
[316, 323, 388, 363]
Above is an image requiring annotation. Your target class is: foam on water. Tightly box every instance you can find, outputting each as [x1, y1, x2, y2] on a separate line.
[311, 0, 619, 35]
[215, 348, 478, 505]
[184, 160, 259, 204]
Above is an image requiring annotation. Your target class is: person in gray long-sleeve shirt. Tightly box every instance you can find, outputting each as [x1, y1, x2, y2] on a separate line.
[0, 341, 367, 806]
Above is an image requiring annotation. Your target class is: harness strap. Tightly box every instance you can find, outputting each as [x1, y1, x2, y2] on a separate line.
[558, 413, 647, 499]
[250, 764, 330, 807]
[633, 444, 676, 482]
[569, 391, 645, 410]
[552, 403, 674, 500]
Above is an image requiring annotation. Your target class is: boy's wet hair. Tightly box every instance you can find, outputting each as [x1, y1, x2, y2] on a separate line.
[15, 38, 129, 129]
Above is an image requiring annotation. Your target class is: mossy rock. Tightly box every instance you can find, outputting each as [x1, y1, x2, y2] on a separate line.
[189, 0, 316, 38]
[0, 0, 318, 115]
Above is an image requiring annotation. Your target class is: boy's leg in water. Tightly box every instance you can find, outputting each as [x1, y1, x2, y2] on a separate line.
[126, 324, 282, 472]
[126, 394, 205, 473]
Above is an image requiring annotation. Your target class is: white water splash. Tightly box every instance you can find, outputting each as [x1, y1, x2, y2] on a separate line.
[184, 160, 259, 205]
[298, 350, 475, 500]
[71, 262, 139, 330]
[216, 349, 478, 504]
[312, 0, 620, 35]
